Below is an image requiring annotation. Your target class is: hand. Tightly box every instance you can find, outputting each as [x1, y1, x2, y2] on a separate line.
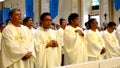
[75, 29, 84, 36]
[52, 40, 58, 47]
[22, 52, 32, 60]
[100, 47, 106, 54]
[46, 40, 58, 48]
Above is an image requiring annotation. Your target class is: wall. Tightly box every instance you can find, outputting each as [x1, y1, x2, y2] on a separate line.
[100, 0, 120, 26]
[53, 0, 72, 24]
[1, 0, 40, 27]
[1, 0, 119, 28]
[34, 0, 40, 27]
[3, 0, 25, 18]
[99, 0, 109, 26]
[81, 0, 92, 28]
[53, 0, 79, 24]
[41, 0, 49, 13]
[0, 2, 3, 10]
[114, 10, 120, 25]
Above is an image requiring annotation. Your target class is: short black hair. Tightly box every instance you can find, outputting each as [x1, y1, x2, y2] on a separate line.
[88, 18, 96, 29]
[51, 23, 55, 26]
[59, 18, 66, 25]
[23, 17, 31, 25]
[68, 13, 79, 25]
[40, 12, 51, 21]
[85, 22, 88, 26]
[0, 23, 4, 27]
[9, 8, 20, 17]
[107, 22, 116, 27]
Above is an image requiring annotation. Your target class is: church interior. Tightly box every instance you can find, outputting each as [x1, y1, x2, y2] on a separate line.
[0, 0, 120, 68]
[0, 0, 120, 28]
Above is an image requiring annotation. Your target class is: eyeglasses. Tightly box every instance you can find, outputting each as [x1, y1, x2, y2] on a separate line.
[43, 19, 52, 22]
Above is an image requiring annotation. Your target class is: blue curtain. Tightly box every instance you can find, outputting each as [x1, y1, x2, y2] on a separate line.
[0, 10, 2, 24]
[50, 0, 59, 19]
[3, 8, 10, 24]
[114, 0, 120, 11]
[25, 0, 33, 19]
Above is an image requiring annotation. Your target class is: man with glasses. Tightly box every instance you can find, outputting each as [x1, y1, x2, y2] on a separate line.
[86, 18, 106, 61]
[35, 12, 61, 68]
[103, 22, 120, 58]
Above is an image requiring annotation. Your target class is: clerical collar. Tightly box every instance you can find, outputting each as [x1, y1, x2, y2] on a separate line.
[10, 21, 21, 27]
[41, 27, 49, 31]
[43, 29, 48, 31]
[91, 29, 96, 32]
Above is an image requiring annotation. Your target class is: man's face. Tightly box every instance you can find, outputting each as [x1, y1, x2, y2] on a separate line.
[61, 20, 67, 28]
[10, 10, 22, 24]
[42, 15, 52, 29]
[86, 24, 90, 29]
[91, 20, 98, 29]
[108, 26, 116, 33]
[26, 18, 33, 27]
[72, 17, 80, 26]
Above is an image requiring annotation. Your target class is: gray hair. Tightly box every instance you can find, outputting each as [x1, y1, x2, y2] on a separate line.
[9, 8, 20, 17]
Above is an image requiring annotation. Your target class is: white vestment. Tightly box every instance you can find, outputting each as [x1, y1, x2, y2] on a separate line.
[57, 28, 64, 53]
[25, 26, 36, 49]
[86, 29, 105, 61]
[1, 23, 36, 68]
[0, 32, 2, 68]
[116, 24, 120, 45]
[84, 29, 89, 39]
[29, 27, 36, 36]
[35, 27, 61, 68]
[64, 25, 88, 65]
[103, 30, 120, 58]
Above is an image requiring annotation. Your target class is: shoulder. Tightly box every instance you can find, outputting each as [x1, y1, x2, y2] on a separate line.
[49, 29, 57, 34]
[64, 25, 73, 32]
[2, 23, 14, 34]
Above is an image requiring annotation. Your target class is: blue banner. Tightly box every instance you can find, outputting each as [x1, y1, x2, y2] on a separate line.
[25, 0, 33, 19]
[50, 0, 59, 19]
[3, 8, 10, 24]
[114, 0, 120, 11]
[0, 10, 2, 24]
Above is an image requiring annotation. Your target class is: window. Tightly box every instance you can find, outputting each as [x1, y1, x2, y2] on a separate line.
[92, 0, 99, 6]
[92, 0, 100, 10]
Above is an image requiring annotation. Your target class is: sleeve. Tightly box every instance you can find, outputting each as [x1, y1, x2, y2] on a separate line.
[86, 31, 103, 54]
[1, 28, 27, 67]
[34, 31, 46, 52]
[103, 33, 120, 53]
[64, 27, 78, 49]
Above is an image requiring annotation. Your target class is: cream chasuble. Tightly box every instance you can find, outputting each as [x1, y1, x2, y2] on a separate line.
[35, 27, 61, 68]
[1, 23, 35, 68]
[64, 25, 88, 65]
[86, 30, 105, 61]
[25, 26, 36, 57]
[103, 30, 120, 58]
[0, 32, 2, 68]
[84, 29, 89, 39]
[116, 25, 120, 45]
[57, 28, 64, 54]
[30, 27, 36, 36]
